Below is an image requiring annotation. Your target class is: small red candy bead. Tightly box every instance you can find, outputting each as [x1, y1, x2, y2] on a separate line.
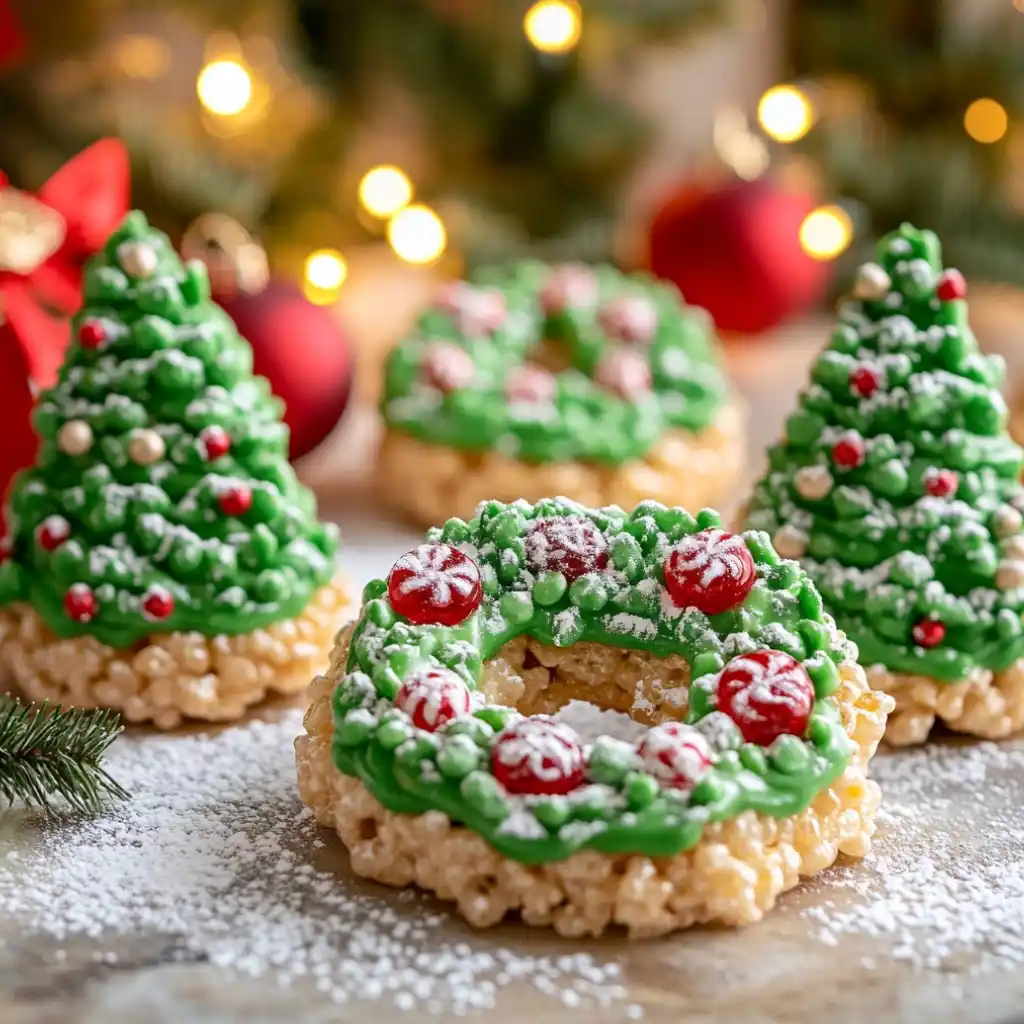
[831, 434, 866, 469]
[506, 364, 557, 404]
[598, 294, 658, 344]
[491, 716, 585, 795]
[539, 263, 598, 315]
[78, 321, 106, 350]
[200, 426, 232, 461]
[912, 617, 946, 649]
[637, 723, 713, 790]
[388, 543, 483, 626]
[717, 649, 815, 747]
[64, 583, 97, 624]
[218, 486, 252, 517]
[936, 269, 967, 301]
[849, 366, 881, 398]
[395, 666, 471, 732]
[924, 468, 958, 499]
[663, 528, 756, 616]
[36, 515, 70, 552]
[524, 515, 609, 583]
[421, 341, 476, 393]
[142, 586, 175, 621]
[593, 349, 652, 400]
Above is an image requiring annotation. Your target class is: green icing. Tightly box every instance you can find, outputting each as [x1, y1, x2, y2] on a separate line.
[746, 222, 1024, 682]
[331, 497, 855, 864]
[381, 262, 727, 466]
[0, 211, 338, 648]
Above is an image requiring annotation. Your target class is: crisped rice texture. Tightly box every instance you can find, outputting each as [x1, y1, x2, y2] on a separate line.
[0, 577, 349, 730]
[870, 660, 1024, 747]
[376, 399, 745, 528]
[296, 626, 893, 938]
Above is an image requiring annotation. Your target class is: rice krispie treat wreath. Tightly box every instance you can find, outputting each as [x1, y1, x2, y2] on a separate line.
[296, 497, 892, 937]
[0, 212, 346, 729]
[377, 263, 745, 525]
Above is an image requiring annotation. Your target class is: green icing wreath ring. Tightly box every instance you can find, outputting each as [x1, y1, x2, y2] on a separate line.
[307, 498, 890, 886]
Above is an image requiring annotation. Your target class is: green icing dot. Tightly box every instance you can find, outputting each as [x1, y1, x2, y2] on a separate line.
[769, 736, 813, 775]
[532, 570, 568, 606]
[569, 573, 609, 612]
[500, 590, 534, 625]
[460, 771, 510, 822]
[625, 772, 660, 810]
[436, 735, 481, 779]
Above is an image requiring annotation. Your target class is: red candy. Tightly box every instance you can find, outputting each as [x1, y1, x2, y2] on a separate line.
[420, 341, 476, 393]
[200, 425, 232, 461]
[395, 666, 471, 732]
[524, 515, 609, 583]
[435, 282, 506, 336]
[936, 269, 967, 301]
[491, 716, 585, 795]
[717, 649, 815, 747]
[36, 515, 70, 552]
[849, 366, 880, 398]
[663, 528, 756, 616]
[924, 468, 958, 498]
[912, 617, 946, 649]
[64, 583, 97, 624]
[831, 434, 866, 469]
[539, 263, 598, 315]
[598, 294, 658, 344]
[637, 722, 712, 790]
[506, 364, 557, 403]
[388, 543, 483, 626]
[78, 321, 106, 350]
[142, 587, 175, 621]
[218, 486, 252, 517]
[593, 349, 652, 400]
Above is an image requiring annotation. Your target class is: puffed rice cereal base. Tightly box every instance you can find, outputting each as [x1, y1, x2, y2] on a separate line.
[0, 576, 349, 730]
[869, 660, 1024, 747]
[296, 626, 893, 938]
[376, 398, 746, 528]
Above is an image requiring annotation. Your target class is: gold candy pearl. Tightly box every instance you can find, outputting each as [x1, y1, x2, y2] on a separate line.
[996, 560, 1024, 591]
[773, 524, 809, 560]
[57, 419, 94, 456]
[117, 241, 159, 279]
[852, 262, 891, 301]
[994, 505, 1024, 539]
[129, 429, 166, 465]
[794, 465, 833, 501]
[1001, 534, 1024, 561]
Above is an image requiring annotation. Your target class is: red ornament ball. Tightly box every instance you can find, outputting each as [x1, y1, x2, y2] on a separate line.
[388, 543, 483, 626]
[648, 178, 830, 335]
[142, 586, 175, 621]
[218, 485, 252, 517]
[925, 468, 958, 498]
[525, 515, 609, 583]
[395, 666, 472, 732]
[37, 515, 70, 551]
[64, 583, 97, 623]
[936, 269, 967, 302]
[78, 320, 106, 350]
[637, 722, 713, 790]
[663, 528, 756, 616]
[832, 435, 866, 469]
[491, 716, 585, 795]
[849, 366, 881, 398]
[912, 617, 946, 649]
[717, 649, 814, 746]
[200, 425, 231, 461]
[217, 281, 354, 461]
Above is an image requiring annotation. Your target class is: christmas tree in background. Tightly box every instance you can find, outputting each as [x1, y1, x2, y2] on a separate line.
[0, 210, 338, 649]
[746, 223, 1024, 681]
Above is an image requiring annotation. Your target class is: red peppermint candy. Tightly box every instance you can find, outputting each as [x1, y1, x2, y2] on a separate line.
[831, 433, 866, 469]
[924, 468, 958, 498]
[200, 425, 232, 461]
[421, 341, 476, 393]
[506, 364, 557, 404]
[142, 586, 175, 621]
[36, 515, 70, 552]
[79, 320, 106, 350]
[717, 650, 815, 747]
[936, 269, 967, 301]
[388, 543, 483, 626]
[594, 349, 652, 400]
[663, 529, 756, 616]
[64, 583, 97, 624]
[637, 722, 713, 790]
[912, 617, 945, 649]
[218, 486, 252, 517]
[395, 666, 471, 732]
[491, 715, 585, 795]
[598, 294, 658, 344]
[525, 515, 609, 583]
[539, 263, 599, 315]
[435, 282, 507, 336]
[849, 366, 881, 398]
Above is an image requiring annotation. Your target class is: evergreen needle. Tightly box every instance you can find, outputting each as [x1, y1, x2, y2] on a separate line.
[0, 696, 128, 814]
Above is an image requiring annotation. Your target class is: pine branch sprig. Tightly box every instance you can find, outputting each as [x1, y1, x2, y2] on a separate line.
[0, 697, 128, 814]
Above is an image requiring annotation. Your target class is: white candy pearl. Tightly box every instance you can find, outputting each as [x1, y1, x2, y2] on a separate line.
[795, 465, 833, 501]
[57, 419, 93, 456]
[129, 429, 166, 465]
[117, 241, 159, 279]
[773, 525, 809, 560]
[853, 262, 891, 301]
[993, 505, 1024, 539]
[997, 560, 1024, 591]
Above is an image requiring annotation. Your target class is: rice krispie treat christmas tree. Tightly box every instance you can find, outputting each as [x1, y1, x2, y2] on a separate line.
[0, 212, 346, 729]
[746, 223, 1024, 745]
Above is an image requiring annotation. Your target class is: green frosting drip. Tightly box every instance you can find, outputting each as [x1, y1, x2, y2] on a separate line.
[381, 263, 727, 466]
[331, 497, 855, 864]
[746, 222, 1024, 681]
[0, 211, 338, 648]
